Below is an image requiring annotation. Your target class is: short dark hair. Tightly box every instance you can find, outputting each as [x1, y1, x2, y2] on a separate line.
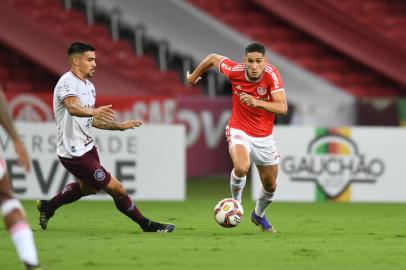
[67, 42, 95, 56]
[245, 43, 266, 55]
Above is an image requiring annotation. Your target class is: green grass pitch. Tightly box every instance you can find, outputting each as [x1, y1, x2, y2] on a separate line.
[1, 177, 405, 270]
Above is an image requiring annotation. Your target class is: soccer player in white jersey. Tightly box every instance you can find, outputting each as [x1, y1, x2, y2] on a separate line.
[0, 87, 43, 270]
[36, 42, 174, 233]
[187, 43, 288, 232]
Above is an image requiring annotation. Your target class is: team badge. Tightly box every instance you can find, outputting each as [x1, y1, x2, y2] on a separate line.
[256, 86, 267, 95]
[94, 169, 106, 182]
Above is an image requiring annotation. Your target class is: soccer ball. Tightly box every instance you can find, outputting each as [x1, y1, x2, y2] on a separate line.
[214, 198, 244, 228]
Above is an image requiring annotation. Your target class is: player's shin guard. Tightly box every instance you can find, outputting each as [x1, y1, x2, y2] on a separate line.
[255, 186, 274, 217]
[113, 195, 149, 228]
[1, 199, 39, 266]
[230, 169, 246, 202]
[49, 182, 83, 211]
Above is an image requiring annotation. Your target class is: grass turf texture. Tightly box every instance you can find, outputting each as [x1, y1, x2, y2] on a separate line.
[1, 176, 405, 270]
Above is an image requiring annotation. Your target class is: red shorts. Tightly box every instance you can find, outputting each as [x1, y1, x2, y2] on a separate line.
[58, 147, 111, 190]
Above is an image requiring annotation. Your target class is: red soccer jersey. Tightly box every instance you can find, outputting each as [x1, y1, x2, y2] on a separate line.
[219, 58, 285, 137]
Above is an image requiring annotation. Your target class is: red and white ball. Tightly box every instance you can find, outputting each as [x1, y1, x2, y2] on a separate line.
[214, 198, 244, 228]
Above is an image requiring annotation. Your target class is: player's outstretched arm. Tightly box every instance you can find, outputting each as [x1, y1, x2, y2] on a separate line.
[0, 88, 31, 172]
[63, 96, 116, 122]
[240, 91, 288, 115]
[92, 119, 142, 131]
[187, 54, 225, 84]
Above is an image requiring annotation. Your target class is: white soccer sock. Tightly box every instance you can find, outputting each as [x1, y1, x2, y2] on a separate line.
[230, 169, 247, 202]
[10, 221, 39, 266]
[255, 186, 274, 217]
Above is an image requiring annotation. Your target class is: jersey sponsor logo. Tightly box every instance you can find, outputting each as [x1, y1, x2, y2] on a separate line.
[271, 72, 280, 88]
[256, 86, 267, 96]
[94, 168, 106, 182]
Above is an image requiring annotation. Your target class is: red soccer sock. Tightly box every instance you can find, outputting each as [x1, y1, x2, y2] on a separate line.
[113, 195, 149, 228]
[49, 182, 83, 211]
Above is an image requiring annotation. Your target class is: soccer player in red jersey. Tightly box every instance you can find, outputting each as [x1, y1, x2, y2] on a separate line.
[187, 43, 288, 232]
[37, 42, 174, 233]
[0, 87, 43, 270]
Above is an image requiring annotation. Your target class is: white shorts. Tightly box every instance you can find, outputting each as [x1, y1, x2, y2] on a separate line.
[225, 126, 279, 166]
[0, 158, 6, 179]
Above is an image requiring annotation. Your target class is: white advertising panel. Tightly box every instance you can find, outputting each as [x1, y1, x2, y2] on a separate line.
[252, 127, 406, 202]
[0, 123, 185, 200]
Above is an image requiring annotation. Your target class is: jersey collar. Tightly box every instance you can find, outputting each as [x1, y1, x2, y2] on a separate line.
[70, 71, 88, 84]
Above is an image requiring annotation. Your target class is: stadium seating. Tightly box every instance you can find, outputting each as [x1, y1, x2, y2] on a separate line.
[1, 0, 201, 96]
[188, 0, 405, 98]
[326, 0, 406, 49]
[0, 43, 57, 94]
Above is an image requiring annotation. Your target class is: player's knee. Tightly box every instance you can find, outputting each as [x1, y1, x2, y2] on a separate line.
[84, 186, 98, 195]
[0, 198, 25, 217]
[84, 187, 98, 195]
[0, 190, 13, 202]
[263, 182, 277, 194]
[234, 166, 249, 178]
[79, 183, 98, 195]
[107, 181, 127, 199]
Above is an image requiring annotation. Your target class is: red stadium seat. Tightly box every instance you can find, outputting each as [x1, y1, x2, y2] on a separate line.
[188, 0, 405, 98]
[1, 0, 200, 97]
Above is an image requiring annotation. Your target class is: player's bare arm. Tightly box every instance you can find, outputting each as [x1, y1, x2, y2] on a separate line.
[0, 89, 31, 172]
[92, 119, 142, 131]
[0, 89, 20, 142]
[63, 96, 116, 122]
[240, 91, 288, 115]
[187, 54, 225, 84]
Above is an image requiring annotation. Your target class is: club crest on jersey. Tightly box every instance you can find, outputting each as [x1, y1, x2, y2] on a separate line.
[94, 169, 106, 182]
[256, 86, 267, 95]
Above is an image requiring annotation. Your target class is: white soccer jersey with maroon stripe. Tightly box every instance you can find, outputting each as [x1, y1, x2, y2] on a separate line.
[53, 71, 96, 158]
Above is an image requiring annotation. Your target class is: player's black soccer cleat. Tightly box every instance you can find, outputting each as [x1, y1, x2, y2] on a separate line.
[24, 262, 44, 270]
[36, 200, 54, 230]
[142, 220, 175, 233]
[251, 210, 277, 233]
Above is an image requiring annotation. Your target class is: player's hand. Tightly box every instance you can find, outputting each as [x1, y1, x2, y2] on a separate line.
[186, 71, 201, 84]
[240, 93, 259, 107]
[94, 104, 116, 122]
[119, 120, 143, 131]
[14, 139, 30, 173]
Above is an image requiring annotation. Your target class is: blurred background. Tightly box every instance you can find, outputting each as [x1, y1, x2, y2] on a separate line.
[1, 0, 406, 201]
